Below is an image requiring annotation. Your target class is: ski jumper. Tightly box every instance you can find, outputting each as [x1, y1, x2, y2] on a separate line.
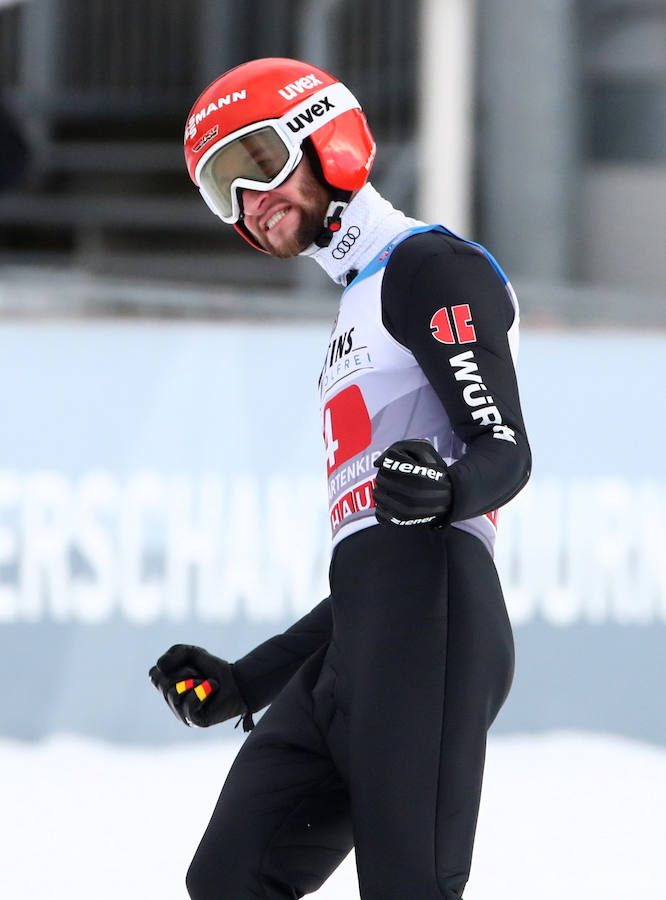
[186, 184, 531, 900]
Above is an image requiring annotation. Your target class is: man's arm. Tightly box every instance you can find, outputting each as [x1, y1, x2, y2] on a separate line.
[382, 231, 531, 521]
[150, 598, 333, 728]
[232, 596, 333, 712]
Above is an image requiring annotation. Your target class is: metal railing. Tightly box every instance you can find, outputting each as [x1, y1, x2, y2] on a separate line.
[0, 0, 418, 285]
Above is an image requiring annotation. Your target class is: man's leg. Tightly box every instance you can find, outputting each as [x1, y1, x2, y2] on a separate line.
[330, 526, 514, 900]
[186, 648, 354, 900]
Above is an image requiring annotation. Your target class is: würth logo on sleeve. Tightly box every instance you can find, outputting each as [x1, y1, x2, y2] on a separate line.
[449, 350, 516, 444]
[430, 304, 476, 344]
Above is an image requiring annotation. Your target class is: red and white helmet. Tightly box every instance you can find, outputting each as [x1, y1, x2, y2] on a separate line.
[184, 57, 376, 248]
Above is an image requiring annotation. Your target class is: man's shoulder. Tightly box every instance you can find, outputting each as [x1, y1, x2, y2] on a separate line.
[389, 227, 481, 267]
[384, 227, 482, 283]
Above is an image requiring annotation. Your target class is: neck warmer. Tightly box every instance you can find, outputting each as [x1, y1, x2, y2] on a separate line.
[302, 183, 424, 286]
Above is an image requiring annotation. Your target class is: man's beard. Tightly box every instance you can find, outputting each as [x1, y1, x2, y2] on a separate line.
[265, 201, 328, 258]
[251, 166, 331, 259]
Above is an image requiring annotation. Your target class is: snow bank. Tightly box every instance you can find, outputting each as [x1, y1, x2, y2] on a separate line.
[4, 731, 663, 898]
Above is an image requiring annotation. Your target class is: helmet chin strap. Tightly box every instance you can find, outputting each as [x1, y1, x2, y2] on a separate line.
[300, 190, 351, 257]
[314, 197, 349, 248]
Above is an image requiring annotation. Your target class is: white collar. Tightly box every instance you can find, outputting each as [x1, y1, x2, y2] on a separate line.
[301, 183, 424, 285]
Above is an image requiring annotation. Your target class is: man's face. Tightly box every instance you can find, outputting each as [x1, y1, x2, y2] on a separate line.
[241, 155, 331, 258]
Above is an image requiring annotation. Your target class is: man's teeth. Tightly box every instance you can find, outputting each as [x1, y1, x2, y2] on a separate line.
[266, 208, 289, 231]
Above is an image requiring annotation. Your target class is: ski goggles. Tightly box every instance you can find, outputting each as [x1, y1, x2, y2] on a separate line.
[198, 122, 301, 223]
[194, 82, 361, 224]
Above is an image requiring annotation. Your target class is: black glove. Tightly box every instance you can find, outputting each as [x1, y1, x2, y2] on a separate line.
[373, 439, 452, 527]
[149, 644, 253, 730]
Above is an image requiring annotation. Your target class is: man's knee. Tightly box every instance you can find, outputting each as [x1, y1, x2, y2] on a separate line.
[186, 842, 242, 900]
[185, 841, 284, 900]
[185, 836, 339, 900]
[185, 848, 214, 900]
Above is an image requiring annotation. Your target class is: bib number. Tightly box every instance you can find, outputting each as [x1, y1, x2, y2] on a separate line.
[322, 385, 372, 475]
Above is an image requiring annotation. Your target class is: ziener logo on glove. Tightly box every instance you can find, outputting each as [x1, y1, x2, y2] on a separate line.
[381, 457, 445, 480]
[391, 515, 437, 526]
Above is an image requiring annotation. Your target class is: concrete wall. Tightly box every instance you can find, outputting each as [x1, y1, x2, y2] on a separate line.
[580, 166, 666, 295]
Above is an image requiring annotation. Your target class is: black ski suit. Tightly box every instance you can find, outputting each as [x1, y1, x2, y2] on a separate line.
[186, 227, 531, 899]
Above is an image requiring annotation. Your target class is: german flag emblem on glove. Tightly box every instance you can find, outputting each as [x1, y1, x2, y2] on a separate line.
[149, 644, 251, 729]
[175, 678, 213, 702]
[194, 680, 213, 701]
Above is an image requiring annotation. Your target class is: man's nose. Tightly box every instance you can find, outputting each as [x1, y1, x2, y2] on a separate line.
[242, 188, 270, 216]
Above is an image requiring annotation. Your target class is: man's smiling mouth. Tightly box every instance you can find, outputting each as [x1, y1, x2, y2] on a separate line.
[266, 208, 290, 231]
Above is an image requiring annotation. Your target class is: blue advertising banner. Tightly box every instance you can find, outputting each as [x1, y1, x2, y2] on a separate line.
[1, 321, 664, 742]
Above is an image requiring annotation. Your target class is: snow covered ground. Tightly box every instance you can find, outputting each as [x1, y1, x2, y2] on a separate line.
[4, 731, 664, 899]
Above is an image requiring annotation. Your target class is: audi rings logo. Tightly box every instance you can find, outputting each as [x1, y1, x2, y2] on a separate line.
[332, 226, 361, 259]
